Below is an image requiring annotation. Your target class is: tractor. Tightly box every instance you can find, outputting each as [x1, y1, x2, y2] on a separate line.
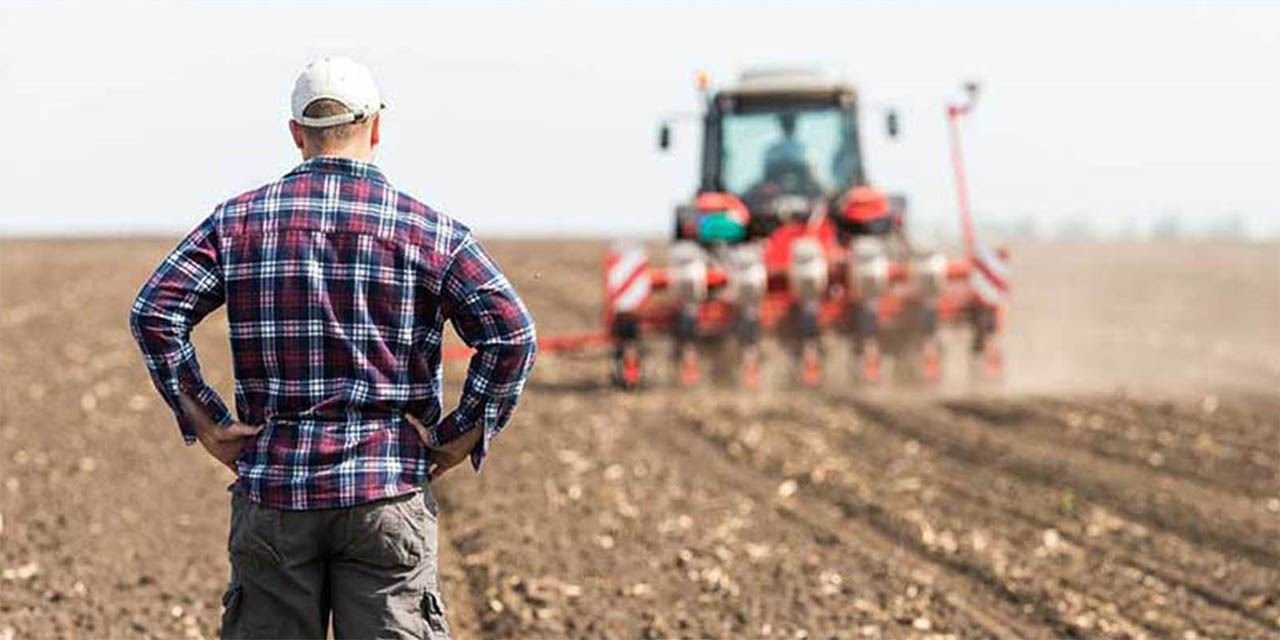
[602, 68, 1008, 388]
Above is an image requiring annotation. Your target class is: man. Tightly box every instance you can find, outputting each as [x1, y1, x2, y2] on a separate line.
[129, 56, 536, 639]
[759, 112, 821, 197]
[763, 112, 808, 173]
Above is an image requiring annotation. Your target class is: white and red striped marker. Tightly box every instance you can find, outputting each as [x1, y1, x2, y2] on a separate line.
[605, 245, 651, 313]
[969, 244, 1009, 307]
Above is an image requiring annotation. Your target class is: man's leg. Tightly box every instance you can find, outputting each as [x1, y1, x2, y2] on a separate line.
[329, 486, 450, 640]
[220, 493, 329, 640]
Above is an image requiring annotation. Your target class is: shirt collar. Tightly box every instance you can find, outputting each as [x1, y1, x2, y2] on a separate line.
[285, 156, 388, 183]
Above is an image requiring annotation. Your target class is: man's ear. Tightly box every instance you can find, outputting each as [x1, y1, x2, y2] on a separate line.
[369, 113, 381, 148]
[288, 120, 306, 151]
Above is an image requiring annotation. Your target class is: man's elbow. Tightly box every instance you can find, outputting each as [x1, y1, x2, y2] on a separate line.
[502, 330, 536, 368]
[520, 337, 538, 371]
[128, 299, 147, 341]
[521, 320, 538, 360]
[128, 295, 163, 344]
[505, 322, 537, 373]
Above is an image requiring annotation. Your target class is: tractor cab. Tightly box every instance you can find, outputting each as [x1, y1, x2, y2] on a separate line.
[664, 69, 891, 243]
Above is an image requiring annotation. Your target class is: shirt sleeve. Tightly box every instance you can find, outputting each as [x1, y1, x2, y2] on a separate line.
[433, 232, 537, 470]
[128, 214, 232, 444]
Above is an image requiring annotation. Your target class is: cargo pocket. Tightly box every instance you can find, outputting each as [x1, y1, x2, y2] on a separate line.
[229, 499, 283, 573]
[220, 584, 243, 636]
[346, 494, 427, 569]
[421, 482, 439, 522]
[421, 590, 451, 639]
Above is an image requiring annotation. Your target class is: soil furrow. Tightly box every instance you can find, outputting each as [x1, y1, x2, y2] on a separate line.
[674, 392, 1278, 638]
[1033, 396, 1280, 461]
[654, 416, 1044, 638]
[841, 397, 1280, 568]
[837, 396, 1280, 634]
[939, 398, 1278, 499]
[919, 470, 1280, 634]
[656, 399, 1062, 639]
[434, 385, 998, 638]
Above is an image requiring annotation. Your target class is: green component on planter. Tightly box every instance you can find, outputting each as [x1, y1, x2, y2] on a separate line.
[698, 212, 747, 242]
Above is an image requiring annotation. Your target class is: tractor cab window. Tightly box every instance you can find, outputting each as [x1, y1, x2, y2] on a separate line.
[719, 106, 859, 199]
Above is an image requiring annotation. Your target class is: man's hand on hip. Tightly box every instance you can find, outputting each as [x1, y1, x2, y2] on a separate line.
[178, 395, 262, 473]
[404, 414, 481, 481]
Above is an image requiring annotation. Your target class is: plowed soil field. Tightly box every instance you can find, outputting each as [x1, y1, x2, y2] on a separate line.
[1, 239, 1277, 639]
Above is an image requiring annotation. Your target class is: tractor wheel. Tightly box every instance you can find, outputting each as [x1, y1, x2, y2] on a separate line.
[800, 341, 823, 387]
[611, 342, 644, 390]
[853, 341, 882, 384]
[920, 339, 942, 384]
[740, 345, 762, 389]
[982, 342, 1004, 380]
[677, 343, 701, 386]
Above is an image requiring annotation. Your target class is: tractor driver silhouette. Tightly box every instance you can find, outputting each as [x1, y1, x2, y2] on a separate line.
[757, 112, 821, 198]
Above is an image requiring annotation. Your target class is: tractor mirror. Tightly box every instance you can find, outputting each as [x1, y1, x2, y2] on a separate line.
[658, 123, 672, 151]
[885, 110, 900, 139]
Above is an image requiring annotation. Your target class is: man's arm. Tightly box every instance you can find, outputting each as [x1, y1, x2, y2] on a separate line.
[428, 232, 536, 473]
[129, 214, 235, 444]
[178, 394, 261, 472]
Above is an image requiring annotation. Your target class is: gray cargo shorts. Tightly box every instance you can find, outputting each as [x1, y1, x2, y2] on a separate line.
[219, 485, 450, 639]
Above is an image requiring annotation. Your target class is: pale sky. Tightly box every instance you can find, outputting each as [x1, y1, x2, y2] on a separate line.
[2, 1, 1278, 239]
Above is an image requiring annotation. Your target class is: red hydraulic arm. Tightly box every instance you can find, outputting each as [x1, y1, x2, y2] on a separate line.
[947, 82, 980, 258]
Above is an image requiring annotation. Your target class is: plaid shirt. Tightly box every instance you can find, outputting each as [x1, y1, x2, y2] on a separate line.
[129, 156, 536, 510]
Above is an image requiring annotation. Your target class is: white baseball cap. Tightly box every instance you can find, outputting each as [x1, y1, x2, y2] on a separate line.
[291, 56, 385, 128]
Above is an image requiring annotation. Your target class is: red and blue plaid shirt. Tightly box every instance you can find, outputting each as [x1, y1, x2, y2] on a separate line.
[130, 156, 536, 510]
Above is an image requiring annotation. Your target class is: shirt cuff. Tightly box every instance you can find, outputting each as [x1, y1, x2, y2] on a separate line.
[469, 427, 493, 471]
[430, 412, 474, 446]
[174, 382, 233, 445]
[430, 412, 490, 470]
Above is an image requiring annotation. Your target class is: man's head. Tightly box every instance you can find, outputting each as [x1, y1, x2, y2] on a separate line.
[288, 57, 385, 161]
